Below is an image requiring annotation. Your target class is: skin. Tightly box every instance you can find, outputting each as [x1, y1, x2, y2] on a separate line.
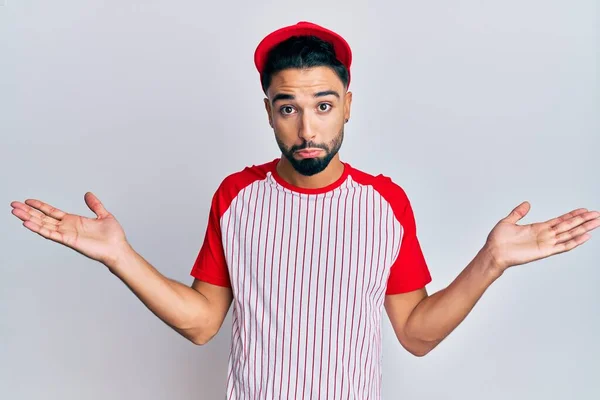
[263, 66, 352, 189]
[8, 66, 600, 357]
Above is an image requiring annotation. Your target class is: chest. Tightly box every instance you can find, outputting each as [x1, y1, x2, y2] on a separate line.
[220, 184, 403, 305]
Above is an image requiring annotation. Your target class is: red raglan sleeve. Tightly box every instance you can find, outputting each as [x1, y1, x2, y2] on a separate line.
[383, 180, 432, 295]
[190, 185, 232, 288]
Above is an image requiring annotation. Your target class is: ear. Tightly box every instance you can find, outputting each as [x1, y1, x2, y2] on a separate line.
[344, 91, 353, 123]
[264, 98, 273, 128]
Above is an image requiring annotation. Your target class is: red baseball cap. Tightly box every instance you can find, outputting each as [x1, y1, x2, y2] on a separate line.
[254, 21, 353, 89]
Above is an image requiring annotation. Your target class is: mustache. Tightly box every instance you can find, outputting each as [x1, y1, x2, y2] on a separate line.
[290, 141, 329, 152]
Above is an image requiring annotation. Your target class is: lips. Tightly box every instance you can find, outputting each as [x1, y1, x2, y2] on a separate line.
[296, 149, 323, 158]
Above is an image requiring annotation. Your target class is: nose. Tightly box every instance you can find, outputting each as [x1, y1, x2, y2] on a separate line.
[298, 111, 317, 142]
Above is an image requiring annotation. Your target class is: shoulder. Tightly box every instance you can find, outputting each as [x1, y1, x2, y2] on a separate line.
[218, 158, 275, 192]
[210, 159, 277, 214]
[347, 163, 411, 216]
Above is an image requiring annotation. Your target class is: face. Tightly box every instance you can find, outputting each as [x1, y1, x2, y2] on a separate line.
[264, 66, 352, 176]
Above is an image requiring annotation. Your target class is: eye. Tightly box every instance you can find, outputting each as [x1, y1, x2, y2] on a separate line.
[318, 103, 332, 112]
[280, 106, 296, 115]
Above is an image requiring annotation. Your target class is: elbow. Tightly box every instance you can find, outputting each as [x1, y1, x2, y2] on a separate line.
[409, 347, 432, 357]
[190, 336, 209, 346]
[401, 337, 436, 357]
[182, 318, 219, 346]
[401, 328, 439, 357]
[188, 334, 215, 346]
[180, 312, 221, 346]
[190, 327, 219, 346]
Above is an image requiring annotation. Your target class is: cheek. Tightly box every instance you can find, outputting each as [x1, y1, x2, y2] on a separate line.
[321, 117, 342, 138]
[273, 127, 296, 149]
[273, 117, 301, 138]
[273, 121, 293, 136]
[325, 116, 341, 129]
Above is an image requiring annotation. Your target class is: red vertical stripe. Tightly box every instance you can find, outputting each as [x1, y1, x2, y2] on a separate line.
[272, 191, 287, 397]
[228, 190, 247, 400]
[317, 189, 336, 399]
[237, 184, 255, 394]
[250, 183, 267, 396]
[241, 184, 259, 394]
[286, 194, 304, 398]
[256, 183, 272, 398]
[333, 184, 351, 399]
[325, 188, 343, 398]
[360, 190, 383, 397]
[309, 194, 327, 397]
[340, 185, 357, 396]
[357, 187, 375, 397]
[368, 199, 390, 397]
[223, 194, 236, 396]
[262, 188, 279, 399]
[278, 192, 295, 395]
[301, 194, 320, 399]
[294, 194, 314, 398]
[349, 185, 366, 399]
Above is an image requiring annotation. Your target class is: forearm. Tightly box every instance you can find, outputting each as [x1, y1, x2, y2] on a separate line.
[405, 245, 503, 348]
[105, 244, 214, 344]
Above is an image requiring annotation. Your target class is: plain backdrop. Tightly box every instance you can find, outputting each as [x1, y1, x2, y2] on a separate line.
[1, 1, 598, 399]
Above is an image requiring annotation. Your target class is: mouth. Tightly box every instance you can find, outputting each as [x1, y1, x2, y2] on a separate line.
[295, 149, 323, 158]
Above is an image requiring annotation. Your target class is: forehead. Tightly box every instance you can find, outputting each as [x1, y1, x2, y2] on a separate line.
[267, 66, 344, 99]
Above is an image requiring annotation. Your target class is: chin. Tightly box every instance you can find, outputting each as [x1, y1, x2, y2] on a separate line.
[291, 157, 330, 176]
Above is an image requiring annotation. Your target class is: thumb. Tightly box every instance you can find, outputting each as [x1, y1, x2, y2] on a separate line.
[503, 201, 531, 224]
[85, 192, 110, 218]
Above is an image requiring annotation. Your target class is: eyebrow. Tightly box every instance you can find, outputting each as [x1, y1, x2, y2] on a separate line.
[271, 90, 340, 104]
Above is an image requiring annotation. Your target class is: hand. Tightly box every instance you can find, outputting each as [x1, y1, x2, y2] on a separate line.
[484, 201, 600, 273]
[10, 192, 131, 267]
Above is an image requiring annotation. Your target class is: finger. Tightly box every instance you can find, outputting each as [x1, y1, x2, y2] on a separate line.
[11, 202, 60, 226]
[84, 192, 110, 219]
[12, 207, 60, 231]
[555, 215, 600, 244]
[552, 211, 600, 236]
[11, 201, 59, 223]
[23, 199, 66, 220]
[22, 219, 65, 244]
[544, 208, 588, 228]
[503, 201, 531, 224]
[552, 233, 592, 255]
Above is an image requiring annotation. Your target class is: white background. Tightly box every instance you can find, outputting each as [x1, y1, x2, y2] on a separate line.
[1, 1, 598, 399]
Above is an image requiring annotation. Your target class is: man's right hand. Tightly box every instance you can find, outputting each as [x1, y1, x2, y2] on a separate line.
[10, 191, 232, 345]
[10, 192, 131, 268]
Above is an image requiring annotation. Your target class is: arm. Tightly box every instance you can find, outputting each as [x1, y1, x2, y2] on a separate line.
[10, 193, 233, 346]
[108, 246, 233, 345]
[386, 202, 599, 357]
[385, 246, 500, 357]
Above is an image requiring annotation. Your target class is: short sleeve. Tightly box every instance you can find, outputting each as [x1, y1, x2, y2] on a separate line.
[385, 190, 432, 295]
[190, 189, 232, 288]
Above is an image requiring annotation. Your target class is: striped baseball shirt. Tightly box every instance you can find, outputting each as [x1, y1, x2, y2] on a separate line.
[190, 158, 432, 399]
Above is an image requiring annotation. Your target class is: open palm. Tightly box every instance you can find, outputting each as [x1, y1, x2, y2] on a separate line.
[10, 192, 129, 266]
[486, 201, 600, 271]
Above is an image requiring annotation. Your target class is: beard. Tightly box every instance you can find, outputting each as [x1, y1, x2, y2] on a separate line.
[276, 127, 344, 176]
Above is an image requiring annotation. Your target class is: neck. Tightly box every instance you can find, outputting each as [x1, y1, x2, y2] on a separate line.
[276, 155, 344, 189]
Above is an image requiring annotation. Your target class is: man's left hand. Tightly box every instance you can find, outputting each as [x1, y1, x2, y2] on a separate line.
[484, 201, 600, 273]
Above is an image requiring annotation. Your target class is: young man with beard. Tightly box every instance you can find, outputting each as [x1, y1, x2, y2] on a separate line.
[10, 21, 600, 399]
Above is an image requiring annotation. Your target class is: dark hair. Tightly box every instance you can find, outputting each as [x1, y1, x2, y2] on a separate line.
[260, 35, 350, 93]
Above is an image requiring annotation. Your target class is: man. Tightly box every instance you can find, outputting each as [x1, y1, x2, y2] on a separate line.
[10, 21, 600, 399]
